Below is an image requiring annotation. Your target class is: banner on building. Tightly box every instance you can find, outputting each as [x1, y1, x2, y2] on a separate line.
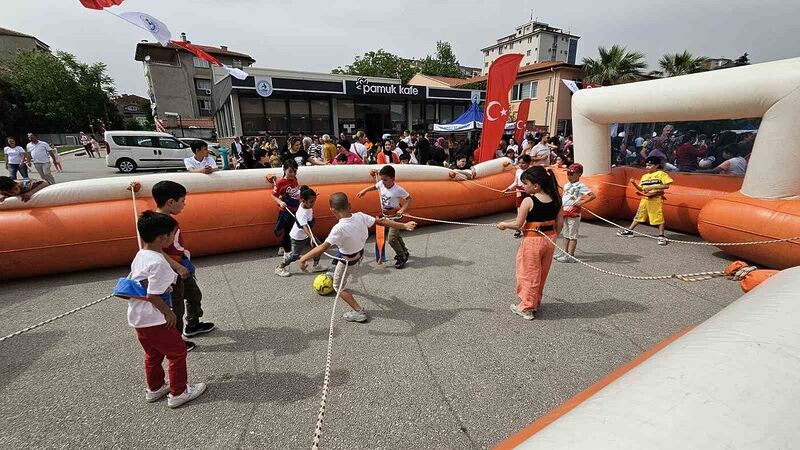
[476, 53, 523, 163]
[562, 79, 580, 94]
[255, 76, 274, 97]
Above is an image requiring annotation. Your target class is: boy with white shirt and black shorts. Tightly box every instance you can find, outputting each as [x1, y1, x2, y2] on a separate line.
[126, 211, 206, 408]
[299, 193, 416, 323]
[357, 165, 413, 268]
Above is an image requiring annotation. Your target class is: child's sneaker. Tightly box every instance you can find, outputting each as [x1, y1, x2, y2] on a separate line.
[277, 247, 285, 256]
[342, 310, 368, 323]
[184, 340, 196, 352]
[167, 383, 207, 409]
[657, 236, 669, 246]
[616, 230, 634, 237]
[394, 254, 408, 269]
[510, 304, 536, 320]
[513, 230, 522, 238]
[310, 262, 327, 272]
[275, 266, 291, 277]
[145, 382, 170, 402]
[183, 322, 215, 338]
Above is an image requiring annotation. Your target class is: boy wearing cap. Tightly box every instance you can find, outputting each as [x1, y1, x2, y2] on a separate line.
[617, 156, 673, 245]
[555, 163, 596, 262]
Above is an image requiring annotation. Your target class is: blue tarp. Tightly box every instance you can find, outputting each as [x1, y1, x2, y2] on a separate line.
[433, 102, 515, 133]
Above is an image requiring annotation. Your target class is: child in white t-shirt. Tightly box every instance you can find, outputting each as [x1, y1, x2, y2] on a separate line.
[299, 193, 416, 323]
[502, 154, 532, 238]
[555, 163, 596, 262]
[126, 211, 206, 408]
[275, 186, 326, 277]
[357, 165, 413, 268]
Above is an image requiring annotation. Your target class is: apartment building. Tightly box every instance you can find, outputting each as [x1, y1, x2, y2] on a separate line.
[481, 20, 579, 74]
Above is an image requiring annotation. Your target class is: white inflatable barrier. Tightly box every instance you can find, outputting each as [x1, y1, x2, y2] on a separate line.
[515, 266, 800, 449]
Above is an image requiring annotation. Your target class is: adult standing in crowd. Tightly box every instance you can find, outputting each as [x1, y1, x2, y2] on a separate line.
[352, 131, 370, 161]
[4, 137, 29, 179]
[80, 132, 95, 158]
[416, 132, 431, 165]
[674, 131, 704, 171]
[332, 140, 363, 165]
[428, 137, 447, 166]
[647, 124, 674, 164]
[507, 137, 519, 157]
[321, 134, 336, 163]
[26, 133, 57, 185]
[530, 132, 555, 166]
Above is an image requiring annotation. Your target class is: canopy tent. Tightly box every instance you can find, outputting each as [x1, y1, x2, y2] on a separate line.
[432, 102, 515, 133]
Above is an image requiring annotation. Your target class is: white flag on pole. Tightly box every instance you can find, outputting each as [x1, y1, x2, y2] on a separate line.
[562, 79, 580, 94]
[118, 12, 172, 46]
[223, 65, 249, 80]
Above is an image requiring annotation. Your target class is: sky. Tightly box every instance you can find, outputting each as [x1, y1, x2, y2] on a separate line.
[3, 0, 798, 96]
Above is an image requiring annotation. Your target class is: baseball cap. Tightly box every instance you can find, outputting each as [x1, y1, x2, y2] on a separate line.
[381, 133, 392, 140]
[567, 163, 583, 173]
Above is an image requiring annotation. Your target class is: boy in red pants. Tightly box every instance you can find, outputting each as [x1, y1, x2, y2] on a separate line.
[128, 211, 206, 408]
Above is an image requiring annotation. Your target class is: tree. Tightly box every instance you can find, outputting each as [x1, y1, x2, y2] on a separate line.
[581, 45, 647, 86]
[0, 75, 34, 141]
[5, 50, 121, 133]
[419, 41, 463, 78]
[658, 51, 707, 77]
[124, 118, 144, 131]
[735, 52, 750, 66]
[332, 49, 417, 84]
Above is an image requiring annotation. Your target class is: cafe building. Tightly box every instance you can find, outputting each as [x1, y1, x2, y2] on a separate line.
[211, 66, 484, 142]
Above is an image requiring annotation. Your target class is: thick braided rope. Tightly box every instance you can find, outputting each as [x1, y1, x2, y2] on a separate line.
[582, 208, 800, 246]
[405, 214, 727, 282]
[0, 295, 114, 343]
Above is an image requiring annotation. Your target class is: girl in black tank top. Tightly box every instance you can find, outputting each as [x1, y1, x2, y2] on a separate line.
[496, 167, 563, 319]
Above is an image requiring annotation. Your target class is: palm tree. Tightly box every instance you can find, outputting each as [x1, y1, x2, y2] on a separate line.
[581, 45, 647, 86]
[658, 51, 707, 77]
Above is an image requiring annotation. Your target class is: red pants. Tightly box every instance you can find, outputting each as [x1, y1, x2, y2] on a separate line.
[135, 325, 188, 396]
[515, 233, 557, 312]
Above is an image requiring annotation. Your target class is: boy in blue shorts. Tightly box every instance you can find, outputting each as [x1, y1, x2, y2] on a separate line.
[298, 192, 416, 323]
[357, 165, 413, 268]
[617, 156, 674, 245]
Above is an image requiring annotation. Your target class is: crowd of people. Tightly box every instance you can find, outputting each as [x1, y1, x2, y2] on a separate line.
[612, 124, 754, 176]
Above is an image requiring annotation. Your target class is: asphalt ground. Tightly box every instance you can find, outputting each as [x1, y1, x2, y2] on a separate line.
[0, 213, 743, 449]
[14, 150, 187, 184]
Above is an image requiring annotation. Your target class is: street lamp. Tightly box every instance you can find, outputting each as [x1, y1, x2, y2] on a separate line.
[164, 111, 184, 137]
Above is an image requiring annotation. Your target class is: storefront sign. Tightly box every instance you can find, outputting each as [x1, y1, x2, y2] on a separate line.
[123, 104, 140, 113]
[346, 77, 425, 99]
[255, 76, 274, 97]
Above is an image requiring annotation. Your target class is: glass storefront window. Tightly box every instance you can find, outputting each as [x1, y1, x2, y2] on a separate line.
[425, 103, 437, 124]
[265, 99, 287, 134]
[411, 102, 424, 126]
[310, 99, 331, 135]
[240, 97, 265, 133]
[390, 102, 406, 133]
[453, 103, 466, 119]
[337, 100, 355, 119]
[440, 104, 453, 123]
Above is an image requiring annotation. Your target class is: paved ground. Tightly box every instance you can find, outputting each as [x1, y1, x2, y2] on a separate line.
[21, 151, 187, 184]
[0, 214, 742, 449]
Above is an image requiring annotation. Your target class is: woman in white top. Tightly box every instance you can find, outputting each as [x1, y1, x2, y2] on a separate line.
[507, 138, 520, 156]
[4, 137, 29, 179]
[698, 144, 748, 176]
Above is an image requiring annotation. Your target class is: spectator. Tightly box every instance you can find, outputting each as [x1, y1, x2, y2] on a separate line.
[26, 133, 57, 185]
[397, 141, 417, 164]
[495, 139, 507, 159]
[428, 137, 447, 166]
[252, 148, 270, 168]
[698, 144, 747, 176]
[634, 134, 644, 156]
[648, 124, 674, 164]
[184, 141, 218, 174]
[321, 134, 336, 163]
[529, 132, 554, 166]
[80, 132, 94, 158]
[332, 140, 363, 165]
[416, 132, 432, 165]
[506, 138, 519, 156]
[90, 136, 102, 157]
[377, 138, 400, 164]
[283, 138, 310, 166]
[352, 131, 369, 160]
[674, 131, 704, 171]
[0, 176, 48, 203]
[4, 137, 29, 180]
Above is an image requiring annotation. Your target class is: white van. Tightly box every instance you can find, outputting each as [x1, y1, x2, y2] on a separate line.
[105, 131, 194, 173]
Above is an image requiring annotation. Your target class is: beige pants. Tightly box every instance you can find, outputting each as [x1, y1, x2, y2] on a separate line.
[34, 162, 56, 185]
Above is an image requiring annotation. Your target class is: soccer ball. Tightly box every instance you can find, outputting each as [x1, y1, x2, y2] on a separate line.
[313, 274, 334, 296]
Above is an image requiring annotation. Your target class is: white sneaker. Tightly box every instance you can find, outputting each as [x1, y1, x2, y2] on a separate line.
[167, 383, 207, 409]
[277, 247, 285, 256]
[510, 304, 536, 320]
[310, 263, 326, 273]
[342, 310, 368, 323]
[657, 236, 669, 246]
[274, 266, 291, 277]
[145, 382, 170, 402]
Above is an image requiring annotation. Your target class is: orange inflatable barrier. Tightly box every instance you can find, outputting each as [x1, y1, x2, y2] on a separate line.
[0, 161, 515, 280]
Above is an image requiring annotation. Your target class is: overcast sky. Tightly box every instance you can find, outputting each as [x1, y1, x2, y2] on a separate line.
[4, 0, 798, 96]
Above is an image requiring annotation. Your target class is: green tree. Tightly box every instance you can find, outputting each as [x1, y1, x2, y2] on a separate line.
[124, 118, 144, 131]
[332, 49, 417, 84]
[735, 52, 750, 66]
[6, 50, 121, 133]
[419, 41, 464, 78]
[658, 51, 707, 77]
[0, 75, 34, 141]
[581, 45, 647, 86]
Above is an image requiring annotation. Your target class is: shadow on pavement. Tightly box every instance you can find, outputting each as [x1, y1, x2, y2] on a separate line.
[358, 293, 491, 337]
[197, 369, 350, 404]
[195, 326, 335, 356]
[537, 298, 648, 320]
[0, 329, 66, 390]
[570, 250, 644, 264]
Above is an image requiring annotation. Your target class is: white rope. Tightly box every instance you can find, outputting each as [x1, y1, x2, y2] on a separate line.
[404, 214, 727, 282]
[581, 208, 800, 246]
[130, 183, 143, 250]
[459, 177, 513, 194]
[0, 295, 114, 343]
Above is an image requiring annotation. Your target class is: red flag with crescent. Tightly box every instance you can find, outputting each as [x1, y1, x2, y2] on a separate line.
[513, 98, 531, 145]
[79, 0, 124, 9]
[476, 53, 523, 163]
[170, 40, 222, 67]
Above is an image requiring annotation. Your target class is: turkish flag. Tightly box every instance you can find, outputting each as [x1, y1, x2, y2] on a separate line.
[171, 40, 222, 67]
[79, 0, 124, 9]
[513, 98, 531, 145]
[476, 53, 523, 163]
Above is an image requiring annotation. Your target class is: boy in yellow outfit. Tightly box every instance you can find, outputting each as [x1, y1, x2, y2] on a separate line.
[617, 156, 673, 245]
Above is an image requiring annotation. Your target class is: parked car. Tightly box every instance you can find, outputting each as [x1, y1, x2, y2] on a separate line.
[105, 131, 195, 173]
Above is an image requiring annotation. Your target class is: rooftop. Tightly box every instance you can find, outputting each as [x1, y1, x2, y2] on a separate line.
[452, 61, 584, 87]
[481, 20, 579, 51]
[135, 41, 255, 62]
[0, 26, 50, 49]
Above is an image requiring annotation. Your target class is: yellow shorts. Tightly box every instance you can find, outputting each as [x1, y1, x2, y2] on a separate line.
[634, 198, 665, 225]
